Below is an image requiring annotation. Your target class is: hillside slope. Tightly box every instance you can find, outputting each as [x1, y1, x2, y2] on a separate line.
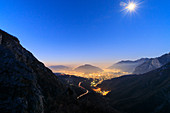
[100, 63, 170, 113]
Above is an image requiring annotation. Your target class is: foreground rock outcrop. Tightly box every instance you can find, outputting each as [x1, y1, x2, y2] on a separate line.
[0, 29, 120, 113]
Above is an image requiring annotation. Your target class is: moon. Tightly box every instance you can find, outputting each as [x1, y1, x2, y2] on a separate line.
[120, 1, 140, 14]
[126, 3, 136, 11]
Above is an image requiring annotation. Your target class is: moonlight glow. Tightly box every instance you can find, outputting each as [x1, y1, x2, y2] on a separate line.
[120, 0, 141, 14]
[126, 3, 136, 11]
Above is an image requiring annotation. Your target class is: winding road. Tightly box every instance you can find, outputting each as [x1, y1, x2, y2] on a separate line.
[77, 82, 89, 99]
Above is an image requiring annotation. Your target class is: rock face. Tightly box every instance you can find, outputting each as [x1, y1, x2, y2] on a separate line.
[108, 58, 149, 73]
[0, 29, 120, 113]
[0, 33, 2, 44]
[0, 29, 66, 113]
[74, 64, 103, 74]
[100, 63, 170, 113]
[133, 53, 170, 74]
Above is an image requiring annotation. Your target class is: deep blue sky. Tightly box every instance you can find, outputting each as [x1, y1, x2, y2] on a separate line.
[0, 0, 170, 66]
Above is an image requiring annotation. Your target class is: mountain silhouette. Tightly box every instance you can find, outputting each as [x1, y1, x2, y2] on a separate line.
[49, 65, 71, 71]
[134, 53, 170, 74]
[74, 64, 103, 74]
[108, 58, 149, 73]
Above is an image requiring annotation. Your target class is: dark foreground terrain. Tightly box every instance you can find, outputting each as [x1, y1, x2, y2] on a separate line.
[0, 29, 120, 113]
[100, 63, 170, 113]
[0, 29, 169, 113]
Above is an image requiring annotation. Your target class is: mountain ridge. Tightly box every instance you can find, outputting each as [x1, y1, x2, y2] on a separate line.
[49, 65, 71, 71]
[133, 52, 170, 74]
[108, 58, 149, 73]
[74, 64, 103, 74]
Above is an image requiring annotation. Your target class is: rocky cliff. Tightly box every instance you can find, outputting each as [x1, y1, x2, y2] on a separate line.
[0, 29, 120, 113]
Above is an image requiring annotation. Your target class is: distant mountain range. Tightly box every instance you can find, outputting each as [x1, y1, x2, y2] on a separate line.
[108, 58, 149, 73]
[74, 64, 103, 74]
[134, 53, 170, 74]
[49, 65, 71, 71]
[108, 53, 170, 75]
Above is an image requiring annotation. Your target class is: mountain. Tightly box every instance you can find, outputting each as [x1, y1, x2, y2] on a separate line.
[0, 29, 64, 112]
[74, 64, 103, 74]
[134, 53, 170, 74]
[0, 29, 120, 113]
[108, 58, 149, 73]
[99, 63, 170, 113]
[49, 65, 71, 71]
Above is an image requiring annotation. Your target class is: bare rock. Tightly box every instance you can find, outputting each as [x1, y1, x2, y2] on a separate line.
[0, 33, 2, 44]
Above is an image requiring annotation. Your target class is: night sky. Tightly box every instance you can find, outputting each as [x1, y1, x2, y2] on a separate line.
[1, 0, 170, 67]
